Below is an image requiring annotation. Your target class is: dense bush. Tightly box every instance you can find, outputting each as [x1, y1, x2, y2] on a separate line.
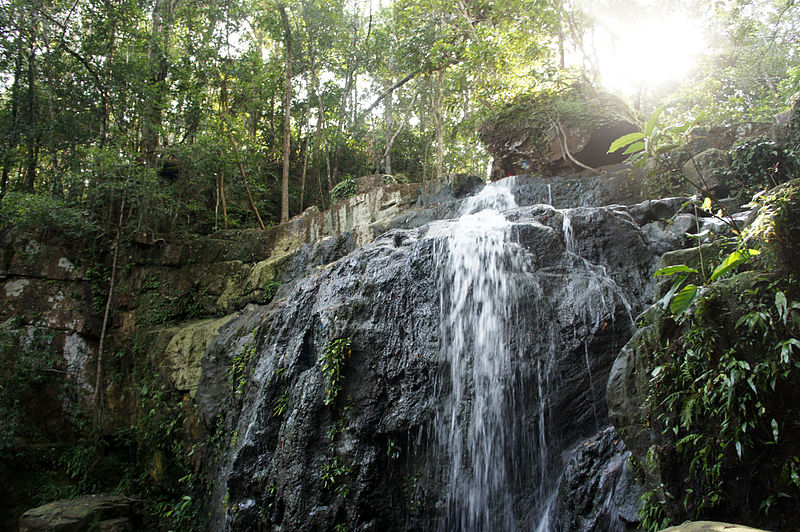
[639, 180, 800, 531]
[728, 136, 799, 199]
[330, 175, 358, 204]
[0, 192, 98, 241]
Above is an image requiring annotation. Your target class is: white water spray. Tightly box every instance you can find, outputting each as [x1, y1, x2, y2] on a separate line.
[432, 182, 524, 530]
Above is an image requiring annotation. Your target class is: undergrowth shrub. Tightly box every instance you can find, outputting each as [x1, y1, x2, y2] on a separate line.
[330, 176, 357, 204]
[0, 192, 98, 241]
[728, 136, 799, 200]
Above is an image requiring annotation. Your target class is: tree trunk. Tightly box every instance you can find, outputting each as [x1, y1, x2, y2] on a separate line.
[1, 47, 23, 198]
[279, 4, 292, 223]
[219, 154, 228, 229]
[141, 0, 174, 169]
[310, 45, 330, 206]
[300, 80, 311, 212]
[383, 92, 419, 174]
[557, 0, 565, 69]
[220, 72, 265, 230]
[434, 69, 444, 181]
[24, 41, 37, 192]
[95, 189, 125, 424]
[384, 78, 393, 175]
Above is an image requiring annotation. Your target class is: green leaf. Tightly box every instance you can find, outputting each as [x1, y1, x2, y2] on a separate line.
[667, 121, 695, 135]
[645, 106, 664, 137]
[710, 249, 761, 281]
[607, 132, 645, 153]
[776, 291, 787, 322]
[623, 141, 646, 155]
[661, 274, 689, 310]
[654, 265, 699, 276]
[780, 339, 800, 364]
[670, 284, 698, 315]
[772, 419, 780, 443]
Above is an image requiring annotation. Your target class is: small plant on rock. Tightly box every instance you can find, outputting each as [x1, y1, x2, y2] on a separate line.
[330, 176, 357, 204]
[320, 337, 352, 405]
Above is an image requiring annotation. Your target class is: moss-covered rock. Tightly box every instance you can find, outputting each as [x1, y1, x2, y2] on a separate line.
[661, 522, 769, 532]
[480, 83, 638, 177]
[17, 494, 147, 532]
[164, 315, 237, 396]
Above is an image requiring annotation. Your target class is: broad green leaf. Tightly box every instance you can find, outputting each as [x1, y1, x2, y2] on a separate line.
[607, 132, 644, 153]
[670, 284, 698, 315]
[668, 121, 695, 135]
[775, 291, 787, 321]
[687, 229, 711, 239]
[623, 141, 645, 155]
[661, 274, 689, 310]
[645, 106, 664, 137]
[654, 265, 698, 276]
[772, 419, 780, 443]
[780, 338, 800, 364]
[710, 249, 761, 281]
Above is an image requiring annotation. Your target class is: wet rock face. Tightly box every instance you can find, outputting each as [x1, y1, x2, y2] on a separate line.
[550, 427, 644, 532]
[197, 197, 660, 531]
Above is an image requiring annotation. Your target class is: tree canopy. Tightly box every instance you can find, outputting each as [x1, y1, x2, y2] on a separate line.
[0, 0, 798, 235]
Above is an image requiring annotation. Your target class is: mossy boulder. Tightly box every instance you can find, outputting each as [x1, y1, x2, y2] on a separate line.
[662, 523, 769, 532]
[480, 83, 638, 178]
[164, 315, 237, 396]
[18, 494, 147, 532]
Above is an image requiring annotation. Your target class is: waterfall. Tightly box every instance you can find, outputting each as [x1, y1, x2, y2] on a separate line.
[201, 177, 653, 532]
[431, 182, 528, 530]
[428, 183, 636, 531]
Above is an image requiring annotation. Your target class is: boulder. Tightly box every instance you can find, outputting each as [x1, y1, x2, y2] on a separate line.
[17, 495, 145, 532]
[480, 85, 639, 177]
[198, 193, 658, 531]
[662, 522, 769, 532]
[550, 426, 644, 531]
[682, 148, 731, 198]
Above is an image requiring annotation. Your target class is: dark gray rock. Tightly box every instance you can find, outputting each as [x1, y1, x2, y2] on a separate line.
[625, 197, 692, 226]
[197, 198, 659, 531]
[550, 426, 644, 532]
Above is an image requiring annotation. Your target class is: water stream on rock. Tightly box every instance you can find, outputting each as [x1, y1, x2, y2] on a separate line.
[429, 181, 636, 531]
[202, 176, 652, 531]
[432, 182, 523, 530]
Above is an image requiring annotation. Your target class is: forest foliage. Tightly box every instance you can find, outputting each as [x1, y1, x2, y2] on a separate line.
[1, 0, 796, 239]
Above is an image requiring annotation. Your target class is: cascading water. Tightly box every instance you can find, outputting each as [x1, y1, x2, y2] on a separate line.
[431, 182, 524, 530]
[428, 182, 638, 531]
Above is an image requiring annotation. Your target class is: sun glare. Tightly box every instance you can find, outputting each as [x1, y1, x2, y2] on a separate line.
[589, 11, 707, 95]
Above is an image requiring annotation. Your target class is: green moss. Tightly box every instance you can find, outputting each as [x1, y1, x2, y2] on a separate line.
[479, 83, 635, 170]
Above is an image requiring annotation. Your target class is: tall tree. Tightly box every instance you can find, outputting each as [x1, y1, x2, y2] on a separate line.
[279, 3, 292, 223]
